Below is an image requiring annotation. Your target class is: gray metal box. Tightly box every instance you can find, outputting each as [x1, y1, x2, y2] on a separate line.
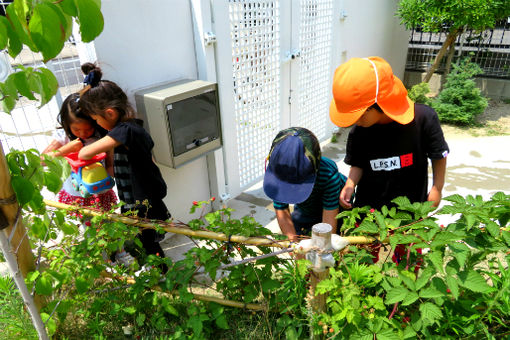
[135, 79, 222, 168]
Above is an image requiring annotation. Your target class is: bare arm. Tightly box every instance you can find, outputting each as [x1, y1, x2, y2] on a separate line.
[322, 208, 339, 234]
[79, 136, 121, 160]
[275, 208, 298, 242]
[105, 150, 115, 177]
[41, 139, 64, 155]
[428, 157, 447, 207]
[339, 166, 363, 209]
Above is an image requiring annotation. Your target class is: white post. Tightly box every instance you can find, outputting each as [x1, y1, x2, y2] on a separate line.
[308, 223, 333, 314]
[0, 228, 49, 340]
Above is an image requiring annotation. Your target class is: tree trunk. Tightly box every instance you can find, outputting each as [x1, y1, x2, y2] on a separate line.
[423, 29, 460, 83]
[442, 42, 457, 88]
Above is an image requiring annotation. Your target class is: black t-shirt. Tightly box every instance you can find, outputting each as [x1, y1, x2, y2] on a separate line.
[108, 119, 167, 207]
[344, 104, 449, 210]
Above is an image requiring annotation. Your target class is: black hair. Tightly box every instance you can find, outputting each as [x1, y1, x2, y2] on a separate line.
[78, 63, 136, 121]
[57, 93, 106, 140]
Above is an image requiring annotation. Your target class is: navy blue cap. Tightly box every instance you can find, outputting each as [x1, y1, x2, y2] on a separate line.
[263, 128, 320, 204]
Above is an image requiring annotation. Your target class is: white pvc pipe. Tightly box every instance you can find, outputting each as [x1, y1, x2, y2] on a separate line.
[0, 230, 49, 340]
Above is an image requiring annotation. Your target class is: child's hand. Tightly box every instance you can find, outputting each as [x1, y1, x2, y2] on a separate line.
[50, 139, 83, 158]
[340, 184, 354, 209]
[427, 185, 442, 207]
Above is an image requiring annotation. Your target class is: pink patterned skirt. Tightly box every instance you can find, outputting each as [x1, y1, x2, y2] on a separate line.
[57, 189, 118, 211]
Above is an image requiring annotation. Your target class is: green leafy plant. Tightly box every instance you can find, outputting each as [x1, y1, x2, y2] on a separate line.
[4, 148, 510, 339]
[325, 193, 510, 339]
[0, 0, 104, 113]
[432, 57, 488, 126]
[408, 82, 432, 105]
[0, 275, 38, 339]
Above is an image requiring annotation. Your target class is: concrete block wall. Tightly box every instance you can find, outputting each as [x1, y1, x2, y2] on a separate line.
[404, 71, 510, 100]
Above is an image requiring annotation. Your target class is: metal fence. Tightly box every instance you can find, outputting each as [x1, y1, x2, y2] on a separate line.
[0, 1, 85, 154]
[406, 19, 510, 79]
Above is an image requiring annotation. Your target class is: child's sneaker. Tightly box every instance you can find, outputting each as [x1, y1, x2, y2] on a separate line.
[115, 251, 135, 267]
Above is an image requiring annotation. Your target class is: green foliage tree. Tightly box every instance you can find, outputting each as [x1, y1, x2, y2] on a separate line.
[0, 0, 104, 113]
[397, 0, 510, 83]
[407, 82, 432, 106]
[431, 57, 488, 126]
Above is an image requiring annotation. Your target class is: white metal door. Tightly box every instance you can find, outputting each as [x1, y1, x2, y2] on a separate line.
[213, 0, 338, 199]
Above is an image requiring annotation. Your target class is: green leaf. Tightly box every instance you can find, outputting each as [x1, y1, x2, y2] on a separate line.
[27, 270, 40, 282]
[385, 286, 409, 304]
[458, 270, 491, 293]
[356, 219, 379, 234]
[448, 242, 470, 268]
[41, 312, 57, 336]
[6, 2, 37, 52]
[0, 15, 22, 57]
[419, 302, 442, 322]
[58, 0, 78, 16]
[37, 67, 59, 106]
[502, 231, 510, 247]
[485, 220, 500, 237]
[464, 214, 477, 230]
[136, 313, 146, 326]
[35, 274, 53, 295]
[215, 314, 229, 329]
[43, 172, 62, 193]
[60, 222, 78, 235]
[10, 175, 35, 206]
[285, 326, 299, 340]
[428, 250, 444, 274]
[399, 270, 416, 291]
[163, 303, 178, 316]
[75, 0, 104, 42]
[401, 291, 419, 306]
[261, 278, 280, 293]
[29, 3, 66, 61]
[376, 328, 399, 340]
[123, 306, 136, 314]
[0, 18, 7, 49]
[75, 277, 89, 293]
[9, 71, 36, 100]
[392, 196, 412, 209]
[419, 286, 444, 299]
[0, 82, 17, 113]
[444, 194, 465, 204]
[446, 275, 459, 299]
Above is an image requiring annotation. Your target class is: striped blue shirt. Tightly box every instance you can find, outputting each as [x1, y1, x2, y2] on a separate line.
[273, 157, 346, 216]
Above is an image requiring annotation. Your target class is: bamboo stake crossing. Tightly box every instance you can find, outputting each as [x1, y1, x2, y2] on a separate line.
[43, 200, 383, 246]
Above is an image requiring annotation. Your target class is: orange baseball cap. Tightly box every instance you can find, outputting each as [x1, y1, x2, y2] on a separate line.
[329, 56, 415, 127]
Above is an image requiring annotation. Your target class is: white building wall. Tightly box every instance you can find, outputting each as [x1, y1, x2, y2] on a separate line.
[336, 0, 409, 78]
[93, 0, 211, 221]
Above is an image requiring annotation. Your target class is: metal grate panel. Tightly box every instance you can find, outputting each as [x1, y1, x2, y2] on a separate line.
[406, 20, 510, 79]
[295, 0, 334, 140]
[229, 0, 281, 188]
[0, 0, 84, 152]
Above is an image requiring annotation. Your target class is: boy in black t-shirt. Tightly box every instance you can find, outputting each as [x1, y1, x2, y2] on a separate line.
[329, 56, 449, 210]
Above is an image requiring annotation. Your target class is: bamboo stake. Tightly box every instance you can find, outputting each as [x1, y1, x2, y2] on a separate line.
[0, 147, 35, 278]
[114, 276, 266, 311]
[43, 200, 383, 247]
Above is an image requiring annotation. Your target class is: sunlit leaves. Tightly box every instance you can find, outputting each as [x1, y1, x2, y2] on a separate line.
[0, 0, 104, 112]
[29, 2, 67, 61]
[1, 66, 59, 113]
[75, 0, 104, 42]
